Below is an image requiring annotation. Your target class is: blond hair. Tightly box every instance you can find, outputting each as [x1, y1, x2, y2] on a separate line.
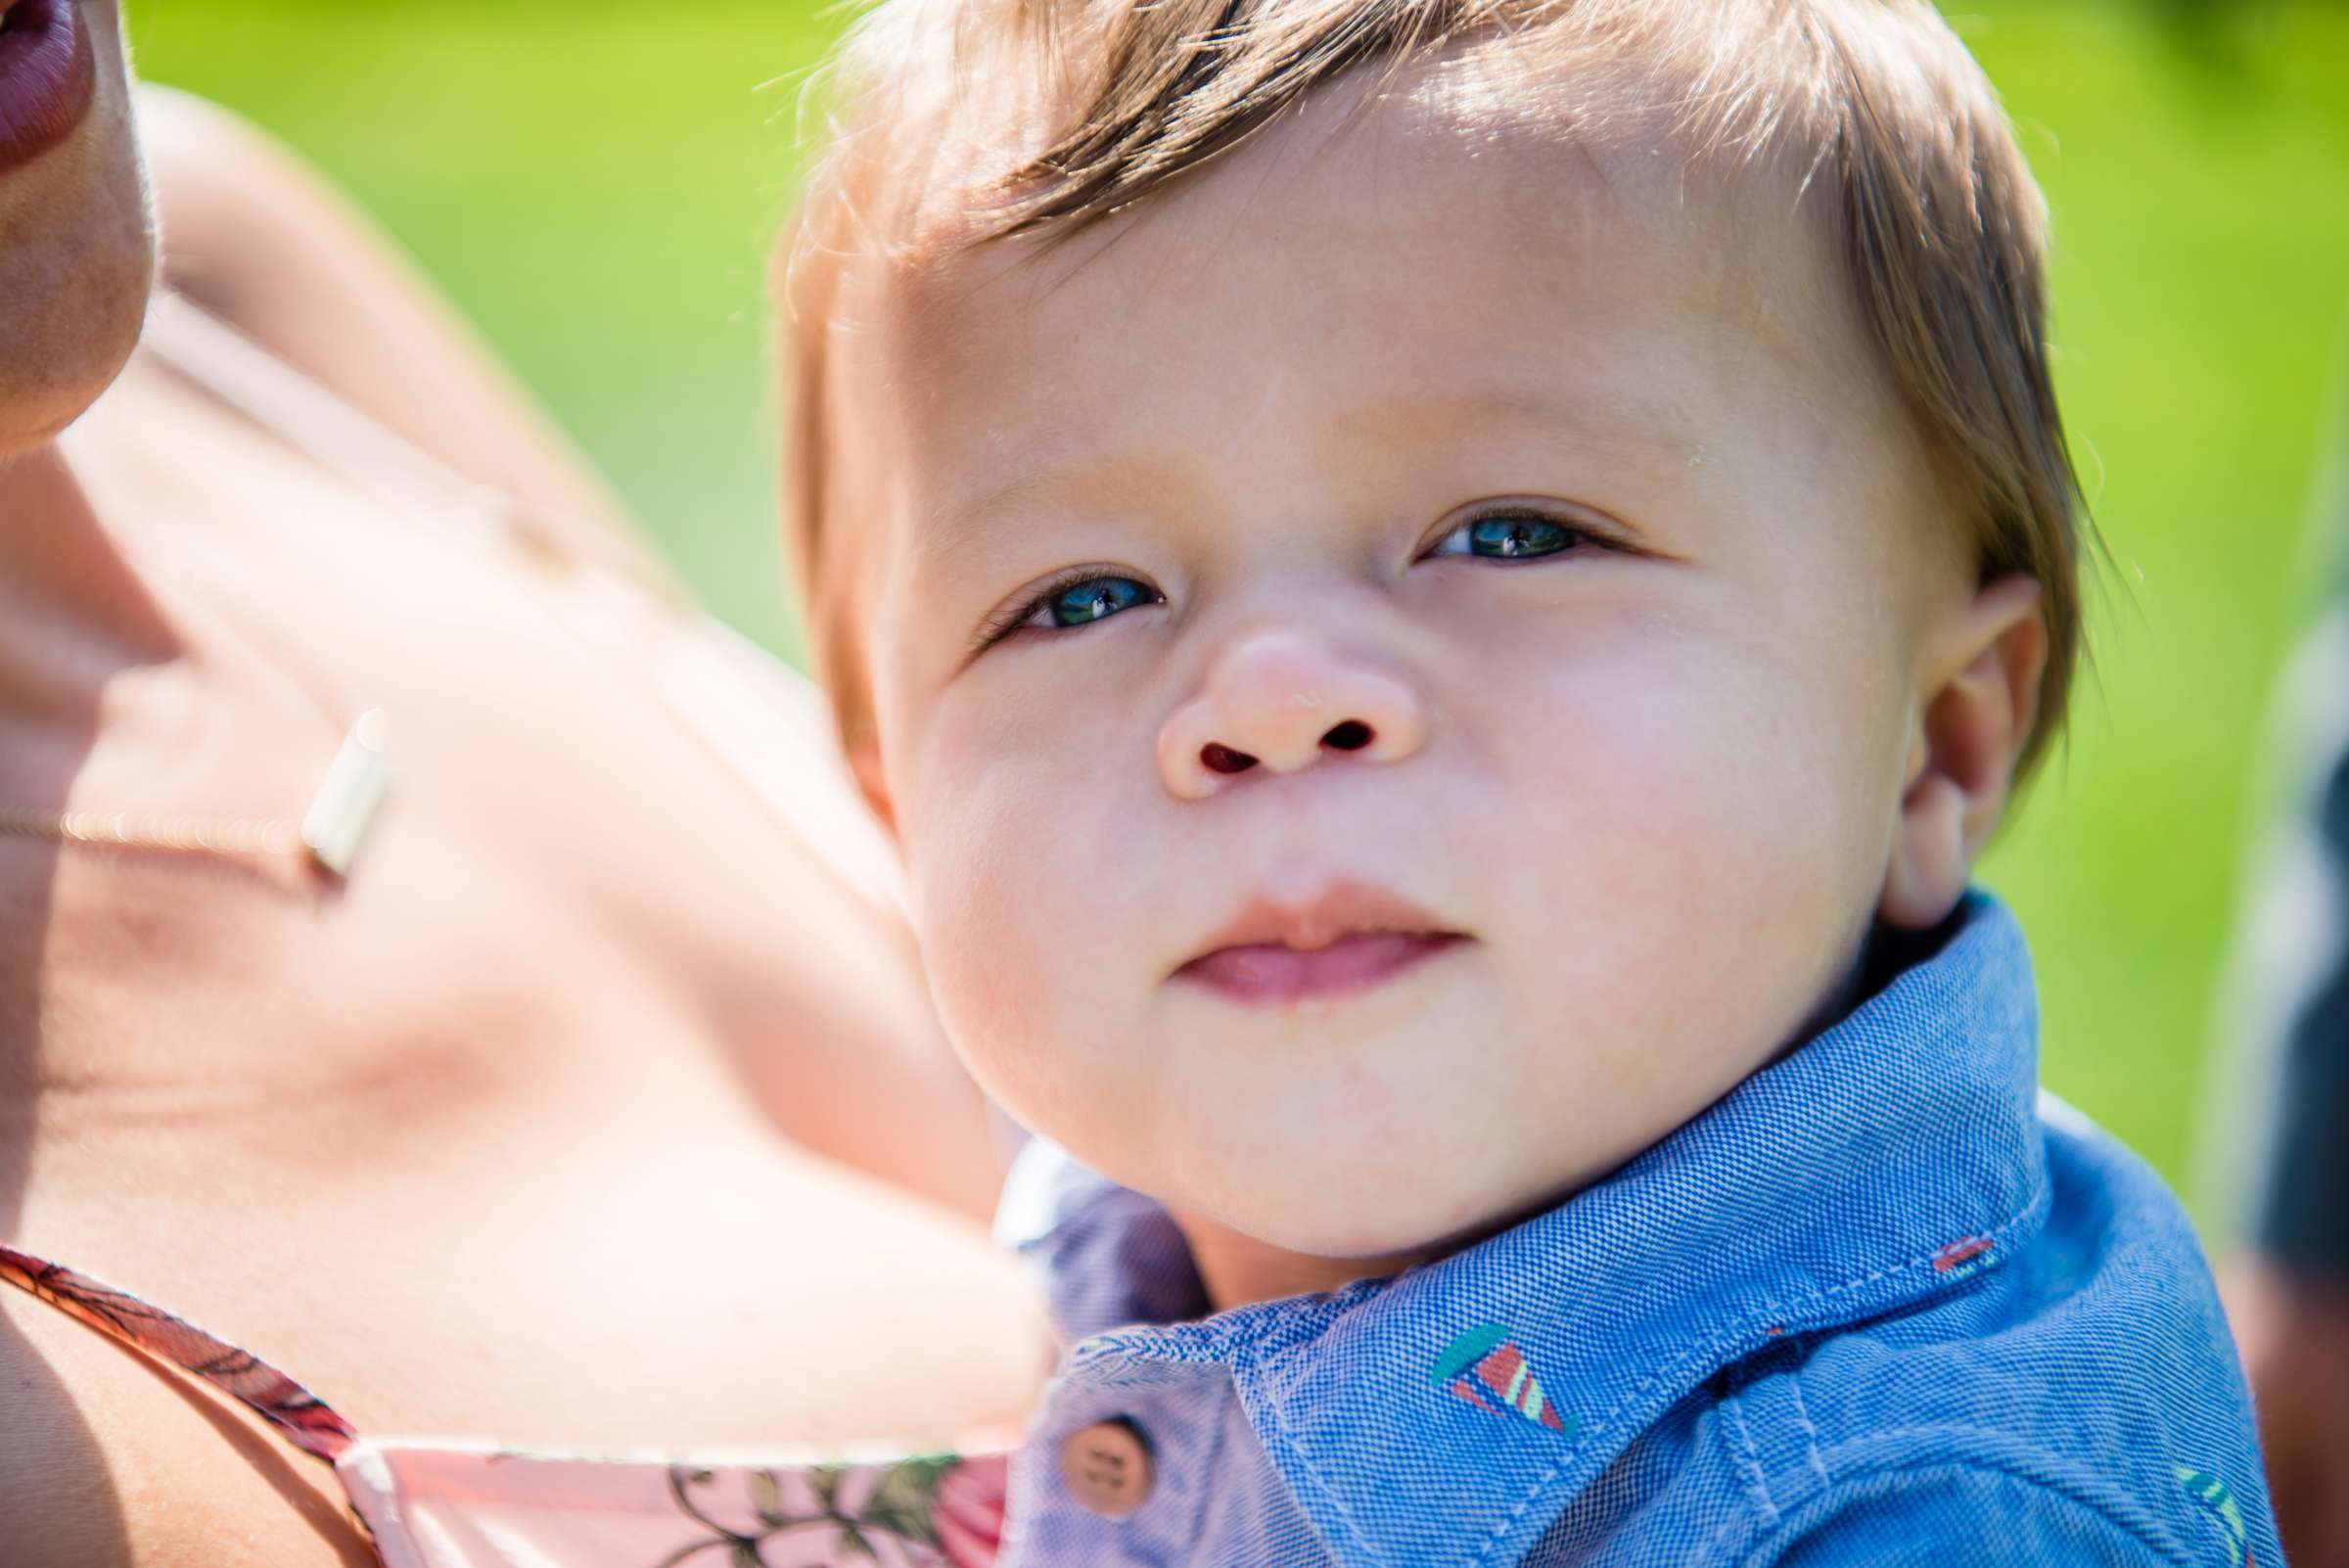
[778, 0, 2088, 777]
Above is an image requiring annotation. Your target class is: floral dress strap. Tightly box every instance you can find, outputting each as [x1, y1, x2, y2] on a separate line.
[0, 1243, 358, 1462]
[2, 1243, 1022, 1568]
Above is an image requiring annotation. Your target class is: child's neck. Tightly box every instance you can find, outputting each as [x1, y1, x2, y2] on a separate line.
[1171, 1210, 1442, 1312]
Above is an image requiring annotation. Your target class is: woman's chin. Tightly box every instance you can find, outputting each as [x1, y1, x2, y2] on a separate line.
[0, 169, 153, 454]
[0, 272, 148, 455]
[0, 1, 151, 454]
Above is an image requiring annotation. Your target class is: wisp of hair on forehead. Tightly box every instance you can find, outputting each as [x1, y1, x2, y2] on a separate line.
[777, 0, 2093, 781]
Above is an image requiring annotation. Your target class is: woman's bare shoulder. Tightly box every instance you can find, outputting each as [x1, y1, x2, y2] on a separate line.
[128, 83, 680, 595]
[0, 1288, 370, 1568]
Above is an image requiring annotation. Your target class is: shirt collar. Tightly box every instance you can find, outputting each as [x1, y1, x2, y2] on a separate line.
[996, 890, 2052, 1568]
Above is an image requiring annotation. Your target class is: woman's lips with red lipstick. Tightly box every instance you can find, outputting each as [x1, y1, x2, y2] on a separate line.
[1172, 879, 1470, 1007]
[0, 0, 96, 180]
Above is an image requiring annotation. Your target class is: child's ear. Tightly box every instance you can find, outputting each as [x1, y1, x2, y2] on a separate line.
[848, 735, 898, 839]
[1879, 573, 2049, 932]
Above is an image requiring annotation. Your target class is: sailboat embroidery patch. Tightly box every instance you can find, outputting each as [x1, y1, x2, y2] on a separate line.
[1432, 1324, 1576, 1438]
[2175, 1465, 2253, 1566]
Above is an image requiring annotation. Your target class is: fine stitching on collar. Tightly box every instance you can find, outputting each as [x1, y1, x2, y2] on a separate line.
[1180, 1366, 1237, 1559]
[1722, 1393, 1782, 1525]
[1454, 1189, 2052, 1568]
[1784, 1371, 1834, 1495]
[1218, 1326, 1414, 1568]
[1726, 1455, 2189, 1568]
[1077, 1277, 1375, 1369]
[1247, 1335, 1396, 1568]
[1284, 1452, 1390, 1568]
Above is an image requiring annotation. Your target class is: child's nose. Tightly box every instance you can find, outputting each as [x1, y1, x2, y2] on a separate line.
[1156, 630, 1427, 801]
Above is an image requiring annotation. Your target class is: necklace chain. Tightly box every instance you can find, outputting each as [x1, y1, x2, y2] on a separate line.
[0, 711, 392, 880]
[0, 806, 304, 859]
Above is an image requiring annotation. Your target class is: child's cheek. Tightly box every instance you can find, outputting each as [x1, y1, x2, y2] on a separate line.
[899, 692, 1167, 1134]
[1489, 609, 1892, 1055]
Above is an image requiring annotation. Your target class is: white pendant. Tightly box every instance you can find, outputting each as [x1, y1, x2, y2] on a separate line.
[301, 711, 391, 879]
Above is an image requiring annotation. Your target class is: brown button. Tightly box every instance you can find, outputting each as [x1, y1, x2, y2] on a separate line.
[1060, 1416, 1154, 1518]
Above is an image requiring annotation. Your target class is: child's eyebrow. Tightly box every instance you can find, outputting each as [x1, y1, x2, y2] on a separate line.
[917, 376, 1695, 565]
[1318, 379, 1697, 461]
[919, 453, 1208, 569]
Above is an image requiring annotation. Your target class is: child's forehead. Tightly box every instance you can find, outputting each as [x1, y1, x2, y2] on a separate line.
[878, 45, 1815, 280]
[829, 54, 1882, 489]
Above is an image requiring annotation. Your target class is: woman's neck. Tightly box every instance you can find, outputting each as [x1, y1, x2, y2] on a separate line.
[0, 440, 181, 737]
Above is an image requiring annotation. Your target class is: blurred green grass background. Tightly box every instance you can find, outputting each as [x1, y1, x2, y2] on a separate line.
[122, 0, 2349, 1228]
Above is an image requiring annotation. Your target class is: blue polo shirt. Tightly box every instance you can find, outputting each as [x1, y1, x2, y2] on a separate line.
[989, 891, 2280, 1566]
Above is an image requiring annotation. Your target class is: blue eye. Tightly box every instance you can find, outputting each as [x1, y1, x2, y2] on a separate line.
[1034, 575, 1157, 630]
[1433, 513, 1585, 560]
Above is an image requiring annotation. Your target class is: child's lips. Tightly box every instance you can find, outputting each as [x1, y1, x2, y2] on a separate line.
[1174, 931, 1468, 1007]
[1171, 876, 1470, 1006]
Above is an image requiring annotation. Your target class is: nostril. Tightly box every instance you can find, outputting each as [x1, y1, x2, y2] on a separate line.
[1321, 720, 1374, 752]
[1202, 743, 1259, 775]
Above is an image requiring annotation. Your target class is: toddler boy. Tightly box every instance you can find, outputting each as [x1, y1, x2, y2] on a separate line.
[778, 1, 2279, 1561]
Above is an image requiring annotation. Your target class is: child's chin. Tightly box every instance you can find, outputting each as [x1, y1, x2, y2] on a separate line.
[1218, 1183, 1528, 1271]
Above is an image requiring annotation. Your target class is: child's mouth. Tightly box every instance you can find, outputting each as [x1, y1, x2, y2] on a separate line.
[1174, 931, 1467, 1007]
[1171, 877, 1470, 1007]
